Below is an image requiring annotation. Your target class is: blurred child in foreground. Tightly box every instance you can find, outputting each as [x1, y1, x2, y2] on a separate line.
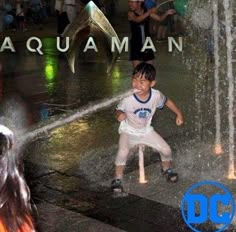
[0, 125, 35, 232]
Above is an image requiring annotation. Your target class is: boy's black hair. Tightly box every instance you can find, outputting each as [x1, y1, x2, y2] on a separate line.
[132, 63, 156, 81]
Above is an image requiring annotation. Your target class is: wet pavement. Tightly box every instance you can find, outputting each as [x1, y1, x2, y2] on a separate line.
[25, 159, 218, 232]
[1, 9, 236, 232]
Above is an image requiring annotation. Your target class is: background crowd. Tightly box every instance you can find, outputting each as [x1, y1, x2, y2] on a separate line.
[0, 0, 185, 38]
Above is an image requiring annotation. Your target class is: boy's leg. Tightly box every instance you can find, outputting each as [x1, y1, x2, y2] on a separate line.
[141, 131, 172, 162]
[140, 131, 178, 182]
[112, 133, 130, 191]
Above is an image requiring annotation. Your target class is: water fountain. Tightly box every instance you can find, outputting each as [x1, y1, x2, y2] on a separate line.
[20, 89, 136, 147]
[172, 0, 236, 181]
[1, 0, 236, 229]
[212, 0, 222, 155]
[0, 0, 232, 195]
[223, 0, 236, 179]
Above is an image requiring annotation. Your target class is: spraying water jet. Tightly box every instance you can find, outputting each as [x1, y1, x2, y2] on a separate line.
[20, 89, 137, 148]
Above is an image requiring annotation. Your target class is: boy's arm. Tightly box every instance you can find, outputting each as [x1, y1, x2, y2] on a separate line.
[115, 110, 127, 122]
[165, 99, 183, 126]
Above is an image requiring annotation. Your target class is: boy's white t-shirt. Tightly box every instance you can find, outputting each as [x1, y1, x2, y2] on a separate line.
[117, 88, 167, 136]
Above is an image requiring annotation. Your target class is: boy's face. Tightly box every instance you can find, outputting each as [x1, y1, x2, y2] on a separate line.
[132, 73, 156, 96]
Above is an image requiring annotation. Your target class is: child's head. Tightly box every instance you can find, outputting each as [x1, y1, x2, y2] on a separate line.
[133, 62, 156, 81]
[0, 125, 14, 155]
[132, 63, 156, 94]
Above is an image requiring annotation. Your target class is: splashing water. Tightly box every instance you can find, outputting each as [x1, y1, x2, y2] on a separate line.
[179, 0, 236, 179]
[20, 89, 135, 147]
[191, 6, 212, 29]
[223, 0, 236, 179]
[212, 0, 222, 155]
[214, 144, 223, 155]
[0, 96, 30, 136]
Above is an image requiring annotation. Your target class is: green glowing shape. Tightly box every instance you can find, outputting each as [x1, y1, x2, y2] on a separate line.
[45, 64, 55, 80]
[173, 0, 190, 16]
[42, 38, 58, 81]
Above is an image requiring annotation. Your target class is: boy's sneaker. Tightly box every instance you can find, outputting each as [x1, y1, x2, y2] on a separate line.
[161, 168, 178, 183]
[111, 179, 123, 193]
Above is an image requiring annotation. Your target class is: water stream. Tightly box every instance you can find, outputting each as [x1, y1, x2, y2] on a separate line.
[223, 0, 236, 179]
[212, 0, 222, 155]
[20, 88, 135, 147]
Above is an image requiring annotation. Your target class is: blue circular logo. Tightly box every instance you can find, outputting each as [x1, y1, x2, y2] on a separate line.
[181, 180, 235, 232]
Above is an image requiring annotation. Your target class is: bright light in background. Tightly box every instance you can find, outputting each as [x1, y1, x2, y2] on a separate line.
[111, 66, 122, 92]
[112, 66, 121, 79]
[45, 61, 57, 80]
[42, 38, 59, 94]
[44, 56, 58, 94]
[227, 173, 236, 179]
[214, 144, 223, 155]
[227, 160, 236, 179]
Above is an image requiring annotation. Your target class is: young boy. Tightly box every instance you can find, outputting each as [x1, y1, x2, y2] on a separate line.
[111, 63, 183, 192]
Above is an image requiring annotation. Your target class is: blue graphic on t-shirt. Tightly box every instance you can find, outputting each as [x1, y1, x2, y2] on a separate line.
[134, 108, 151, 119]
[139, 111, 147, 118]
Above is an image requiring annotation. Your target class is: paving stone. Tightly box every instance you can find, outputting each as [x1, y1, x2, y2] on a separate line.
[36, 202, 125, 232]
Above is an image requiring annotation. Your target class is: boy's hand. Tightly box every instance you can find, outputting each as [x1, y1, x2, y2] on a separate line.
[176, 114, 183, 126]
[116, 111, 127, 122]
[164, 98, 183, 125]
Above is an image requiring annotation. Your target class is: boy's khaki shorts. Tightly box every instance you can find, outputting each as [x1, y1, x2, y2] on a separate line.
[115, 131, 172, 166]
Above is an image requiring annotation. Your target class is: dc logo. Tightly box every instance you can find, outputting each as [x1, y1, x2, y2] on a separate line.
[181, 180, 235, 232]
